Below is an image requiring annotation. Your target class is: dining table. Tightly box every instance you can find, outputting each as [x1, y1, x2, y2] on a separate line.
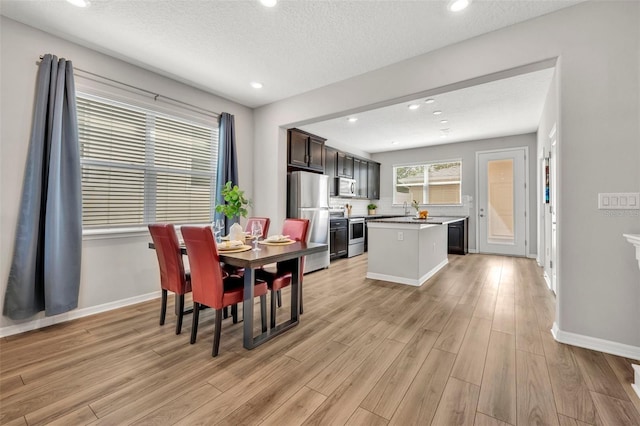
[149, 239, 327, 350]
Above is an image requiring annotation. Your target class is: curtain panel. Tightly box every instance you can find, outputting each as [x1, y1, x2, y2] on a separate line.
[214, 112, 239, 234]
[3, 54, 82, 320]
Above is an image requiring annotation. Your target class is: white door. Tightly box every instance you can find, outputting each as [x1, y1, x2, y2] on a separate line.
[478, 148, 527, 256]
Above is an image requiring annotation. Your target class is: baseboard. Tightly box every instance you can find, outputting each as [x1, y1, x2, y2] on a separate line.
[543, 273, 551, 291]
[0, 291, 161, 338]
[551, 322, 640, 359]
[632, 364, 640, 399]
[527, 253, 537, 259]
[367, 258, 448, 287]
[468, 248, 479, 254]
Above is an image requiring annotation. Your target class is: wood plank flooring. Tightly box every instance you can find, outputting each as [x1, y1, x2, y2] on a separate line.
[1, 254, 639, 425]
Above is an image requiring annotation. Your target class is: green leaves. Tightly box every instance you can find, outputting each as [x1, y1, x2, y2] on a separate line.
[216, 181, 251, 219]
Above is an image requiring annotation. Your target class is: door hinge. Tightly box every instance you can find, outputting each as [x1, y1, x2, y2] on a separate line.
[525, 240, 527, 246]
[550, 260, 553, 268]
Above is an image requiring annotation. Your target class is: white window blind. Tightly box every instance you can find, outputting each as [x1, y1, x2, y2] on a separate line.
[77, 94, 218, 229]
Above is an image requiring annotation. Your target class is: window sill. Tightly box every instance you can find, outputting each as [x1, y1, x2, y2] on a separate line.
[83, 227, 149, 241]
[82, 223, 213, 241]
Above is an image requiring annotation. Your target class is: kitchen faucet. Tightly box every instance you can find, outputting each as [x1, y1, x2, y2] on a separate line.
[403, 201, 409, 215]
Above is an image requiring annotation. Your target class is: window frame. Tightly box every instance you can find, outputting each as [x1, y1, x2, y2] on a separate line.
[76, 90, 219, 237]
[392, 159, 463, 207]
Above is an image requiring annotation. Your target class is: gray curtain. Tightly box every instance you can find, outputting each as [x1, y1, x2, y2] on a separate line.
[214, 112, 239, 234]
[3, 54, 82, 320]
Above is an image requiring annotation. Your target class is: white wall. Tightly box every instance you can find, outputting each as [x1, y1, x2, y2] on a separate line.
[254, 2, 640, 349]
[537, 70, 559, 279]
[0, 18, 254, 331]
[371, 133, 537, 254]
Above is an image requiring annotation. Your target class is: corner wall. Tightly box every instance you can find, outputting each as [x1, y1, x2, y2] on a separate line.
[0, 18, 254, 332]
[371, 133, 538, 254]
[254, 1, 640, 349]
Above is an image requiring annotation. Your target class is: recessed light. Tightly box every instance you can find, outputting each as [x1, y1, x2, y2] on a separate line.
[433, 110, 442, 115]
[347, 117, 358, 123]
[440, 134, 448, 138]
[391, 141, 399, 145]
[425, 98, 435, 104]
[260, 0, 277, 7]
[440, 119, 448, 124]
[448, 0, 470, 12]
[66, 0, 90, 7]
[408, 104, 420, 110]
[250, 82, 263, 89]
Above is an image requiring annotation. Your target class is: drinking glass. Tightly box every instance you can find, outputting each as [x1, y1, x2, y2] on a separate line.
[213, 219, 224, 243]
[251, 221, 263, 251]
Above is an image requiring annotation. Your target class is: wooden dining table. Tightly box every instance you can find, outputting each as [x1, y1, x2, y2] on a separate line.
[149, 240, 327, 350]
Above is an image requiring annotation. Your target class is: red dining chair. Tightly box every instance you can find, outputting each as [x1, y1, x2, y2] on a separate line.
[148, 224, 192, 335]
[257, 218, 309, 328]
[181, 225, 268, 357]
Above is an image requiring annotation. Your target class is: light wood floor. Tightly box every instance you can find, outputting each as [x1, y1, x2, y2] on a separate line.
[1, 254, 639, 425]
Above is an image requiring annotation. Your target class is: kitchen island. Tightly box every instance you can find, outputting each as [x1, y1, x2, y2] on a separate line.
[366, 216, 466, 286]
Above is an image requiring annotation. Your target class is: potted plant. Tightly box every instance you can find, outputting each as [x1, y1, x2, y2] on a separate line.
[367, 203, 377, 215]
[215, 181, 250, 240]
[411, 199, 420, 217]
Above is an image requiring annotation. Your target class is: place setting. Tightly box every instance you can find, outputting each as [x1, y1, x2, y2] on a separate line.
[258, 234, 296, 246]
[216, 239, 252, 253]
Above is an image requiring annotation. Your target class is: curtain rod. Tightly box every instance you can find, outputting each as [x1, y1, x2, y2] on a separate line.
[37, 56, 220, 119]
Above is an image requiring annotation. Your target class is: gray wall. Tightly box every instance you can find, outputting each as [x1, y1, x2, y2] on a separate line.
[254, 2, 640, 348]
[371, 133, 538, 254]
[0, 18, 254, 330]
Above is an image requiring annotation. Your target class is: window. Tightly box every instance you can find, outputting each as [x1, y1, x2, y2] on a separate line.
[393, 160, 462, 205]
[77, 93, 218, 229]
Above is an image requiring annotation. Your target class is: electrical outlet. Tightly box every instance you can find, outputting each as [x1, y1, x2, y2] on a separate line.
[397, 231, 403, 241]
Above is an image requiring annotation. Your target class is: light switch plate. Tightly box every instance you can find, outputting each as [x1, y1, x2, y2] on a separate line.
[598, 192, 640, 209]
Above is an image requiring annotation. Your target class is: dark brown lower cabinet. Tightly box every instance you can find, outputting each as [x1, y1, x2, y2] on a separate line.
[330, 219, 348, 259]
[447, 218, 468, 255]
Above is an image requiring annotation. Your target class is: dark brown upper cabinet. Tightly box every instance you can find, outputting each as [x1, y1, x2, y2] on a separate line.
[367, 161, 380, 200]
[354, 158, 368, 198]
[324, 146, 338, 196]
[288, 128, 325, 172]
[337, 152, 354, 178]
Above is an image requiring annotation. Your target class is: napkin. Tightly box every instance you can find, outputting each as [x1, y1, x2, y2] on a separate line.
[218, 240, 244, 249]
[265, 234, 290, 242]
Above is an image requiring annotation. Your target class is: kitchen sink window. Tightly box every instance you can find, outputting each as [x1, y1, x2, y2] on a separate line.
[77, 93, 218, 230]
[393, 160, 462, 205]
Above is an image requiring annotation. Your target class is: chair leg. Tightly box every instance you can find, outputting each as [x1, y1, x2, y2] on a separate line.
[223, 306, 229, 319]
[212, 308, 223, 357]
[270, 290, 277, 329]
[176, 294, 185, 334]
[260, 295, 267, 333]
[277, 290, 282, 308]
[159, 289, 168, 326]
[190, 302, 200, 344]
[231, 304, 238, 324]
[300, 281, 303, 315]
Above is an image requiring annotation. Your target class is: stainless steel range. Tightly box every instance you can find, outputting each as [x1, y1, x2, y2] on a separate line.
[347, 217, 365, 257]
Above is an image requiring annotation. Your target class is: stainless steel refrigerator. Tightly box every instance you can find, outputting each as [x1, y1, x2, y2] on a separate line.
[288, 171, 330, 273]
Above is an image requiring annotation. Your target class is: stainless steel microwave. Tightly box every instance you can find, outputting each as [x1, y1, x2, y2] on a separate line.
[336, 177, 356, 197]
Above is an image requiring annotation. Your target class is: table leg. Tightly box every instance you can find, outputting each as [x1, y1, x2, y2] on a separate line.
[242, 267, 256, 350]
[290, 258, 300, 322]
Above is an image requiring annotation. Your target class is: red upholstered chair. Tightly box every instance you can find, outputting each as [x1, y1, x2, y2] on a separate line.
[257, 218, 309, 328]
[148, 224, 192, 335]
[245, 217, 270, 238]
[181, 225, 268, 357]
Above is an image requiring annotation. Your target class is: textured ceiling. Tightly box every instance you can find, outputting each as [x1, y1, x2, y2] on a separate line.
[301, 67, 555, 153]
[1, 0, 580, 108]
